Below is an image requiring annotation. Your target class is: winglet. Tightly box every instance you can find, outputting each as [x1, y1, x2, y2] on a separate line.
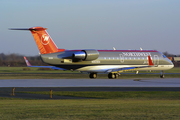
[24, 57, 31, 67]
[148, 56, 154, 66]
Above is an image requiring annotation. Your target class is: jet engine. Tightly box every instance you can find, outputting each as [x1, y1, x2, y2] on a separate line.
[73, 49, 99, 61]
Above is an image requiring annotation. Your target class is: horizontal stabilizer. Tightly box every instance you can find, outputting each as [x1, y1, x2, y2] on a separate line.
[9, 28, 30, 30]
[9, 27, 47, 31]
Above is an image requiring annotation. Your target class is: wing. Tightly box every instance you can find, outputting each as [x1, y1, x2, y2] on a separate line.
[24, 57, 66, 70]
[106, 56, 156, 73]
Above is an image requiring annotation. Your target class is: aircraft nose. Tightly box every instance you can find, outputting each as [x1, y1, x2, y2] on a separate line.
[170, 63, 174, 69]
[168, 59, 174, 69]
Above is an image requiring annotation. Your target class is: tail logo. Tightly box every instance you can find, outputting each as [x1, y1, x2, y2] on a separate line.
[41, 34, 50, 45]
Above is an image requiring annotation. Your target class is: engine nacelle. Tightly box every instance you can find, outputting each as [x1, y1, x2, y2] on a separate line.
[73, 51, 86, 60]
[73, 49, 99, 61]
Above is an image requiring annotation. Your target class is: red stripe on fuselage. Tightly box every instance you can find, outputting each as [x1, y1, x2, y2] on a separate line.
[67, 50, 158, 52]
[98, 50, 158, 52]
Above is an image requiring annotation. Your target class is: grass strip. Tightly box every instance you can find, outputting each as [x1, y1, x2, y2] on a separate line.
[18, 91, 180, 99]
[0, 67, 180, 79]
[0, 91, 180, 119]
[0, 99, 179, 120]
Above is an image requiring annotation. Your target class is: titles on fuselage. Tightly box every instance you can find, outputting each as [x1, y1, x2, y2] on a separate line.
[122, 52, 151, 57]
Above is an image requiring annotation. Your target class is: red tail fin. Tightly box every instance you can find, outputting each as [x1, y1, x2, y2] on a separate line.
[29, 27, 64, 54]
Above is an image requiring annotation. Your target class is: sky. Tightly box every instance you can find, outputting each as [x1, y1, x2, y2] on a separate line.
[0, 0, 180, 56]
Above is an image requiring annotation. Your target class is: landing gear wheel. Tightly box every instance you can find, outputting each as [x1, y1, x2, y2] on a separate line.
[160, 71, 164, 78]
[108, 73, 117, 79]
[89, 73, 97, 79]
[160, 74, 164, 78]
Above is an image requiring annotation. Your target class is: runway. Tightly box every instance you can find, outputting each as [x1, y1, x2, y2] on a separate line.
[0, 78, 180, 87]
[0, 78, 180, 99]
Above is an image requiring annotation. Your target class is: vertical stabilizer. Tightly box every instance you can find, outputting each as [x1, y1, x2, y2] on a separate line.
[10, 27, 65, 54]
[29, 27, 64, 54]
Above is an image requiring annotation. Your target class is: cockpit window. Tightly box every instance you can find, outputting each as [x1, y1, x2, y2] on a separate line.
[163, 55, 167, 58]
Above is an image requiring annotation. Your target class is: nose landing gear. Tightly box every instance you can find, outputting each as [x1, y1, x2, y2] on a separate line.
[160, 71, 164, 78]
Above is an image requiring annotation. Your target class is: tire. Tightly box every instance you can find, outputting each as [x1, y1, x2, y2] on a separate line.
[108, 73, 117, 79]
[160, 75, 164, 78]
[89, 73, 97, 79]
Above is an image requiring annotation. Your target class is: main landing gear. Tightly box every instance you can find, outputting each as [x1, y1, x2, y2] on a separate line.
[89, 73, 97, 79]
[89, 72, 119, 79]
[108, 73, 119, 79]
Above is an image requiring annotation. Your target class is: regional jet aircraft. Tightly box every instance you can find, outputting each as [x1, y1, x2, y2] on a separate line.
[10, 27, 174, 79]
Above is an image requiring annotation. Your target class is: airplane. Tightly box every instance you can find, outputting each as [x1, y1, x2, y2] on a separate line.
[10, 26, 174, 79]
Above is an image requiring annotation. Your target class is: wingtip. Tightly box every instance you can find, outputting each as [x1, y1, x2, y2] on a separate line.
[23, 56, 31, 67]
[148, 56, 154, 66]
